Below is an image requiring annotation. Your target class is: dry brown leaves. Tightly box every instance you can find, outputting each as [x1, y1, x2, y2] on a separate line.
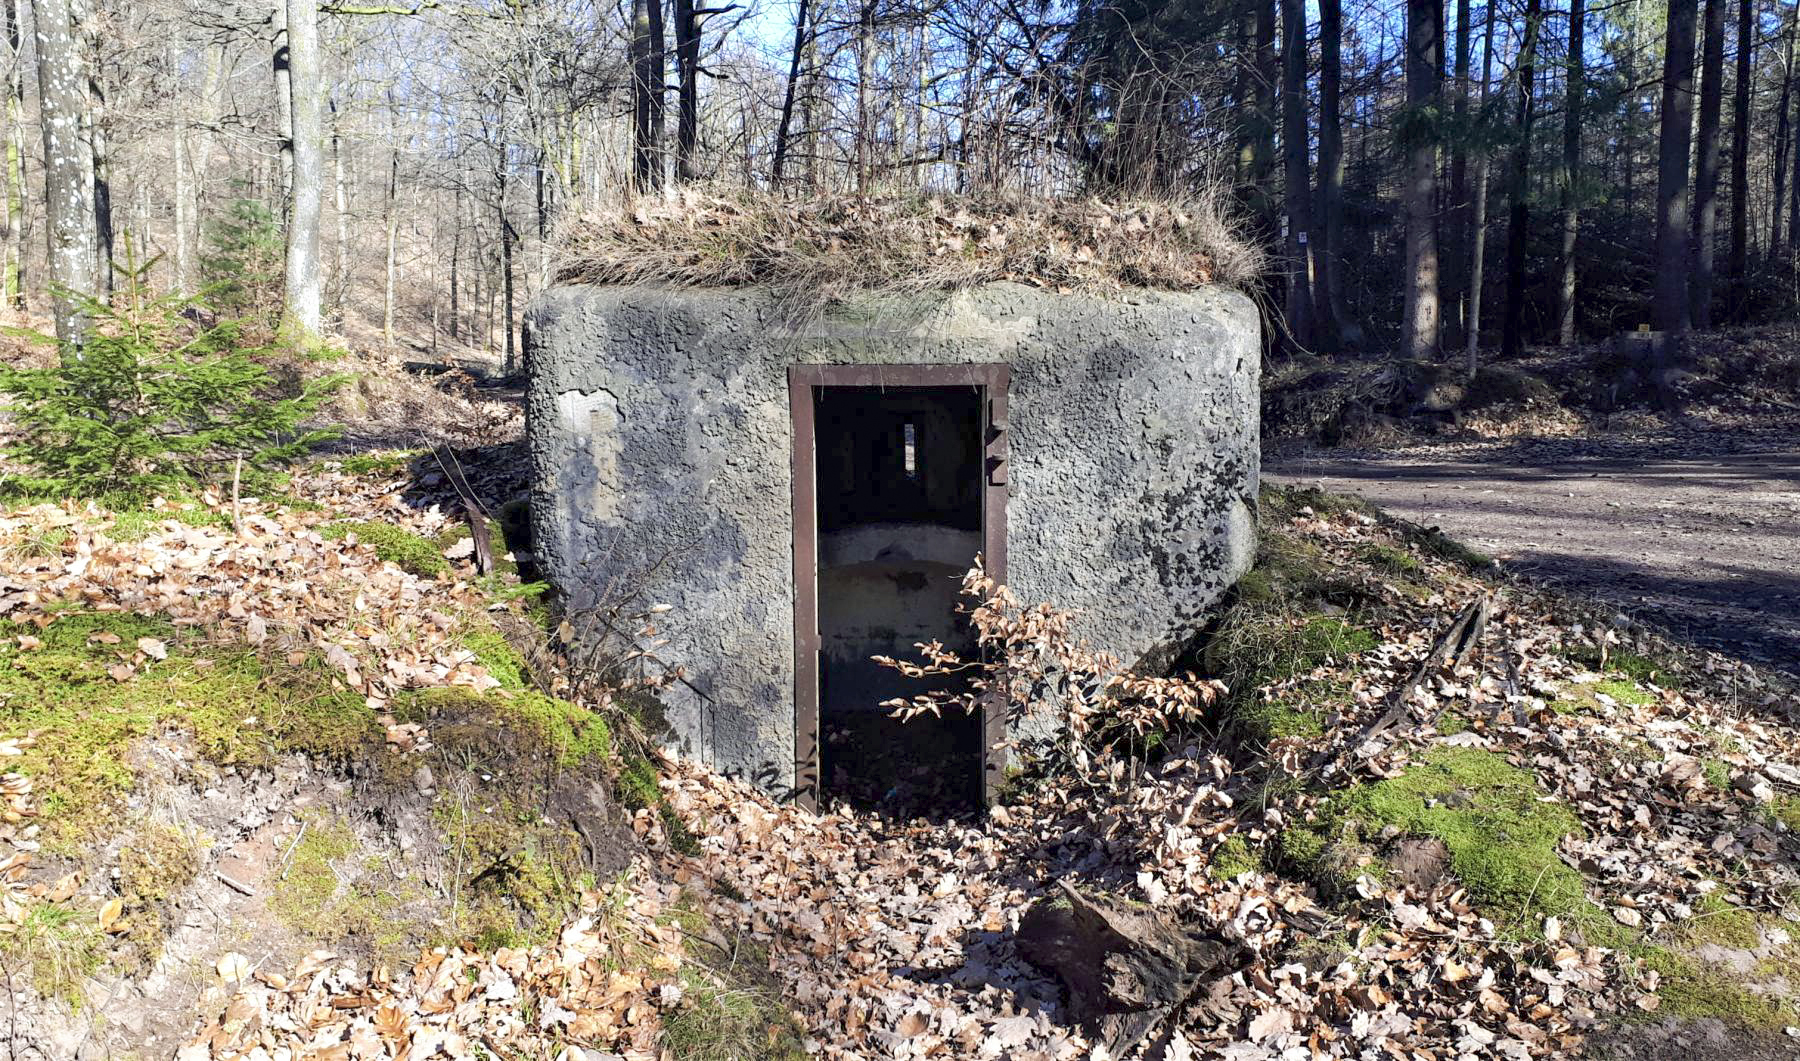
[0, 476, 506, 706]
[181, 868, 685, 1061]
[635, 502, 1798, 1060]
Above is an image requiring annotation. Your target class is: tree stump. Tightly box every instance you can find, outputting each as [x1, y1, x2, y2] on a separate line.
[1016, 880, 1249, 1057]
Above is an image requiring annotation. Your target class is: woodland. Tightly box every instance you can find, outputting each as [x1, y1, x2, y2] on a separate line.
[0, 0, 1797, 1060]
[3, 0, 1799, 362]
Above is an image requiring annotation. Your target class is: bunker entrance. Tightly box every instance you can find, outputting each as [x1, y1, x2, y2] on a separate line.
[790, 366, 1009, 814]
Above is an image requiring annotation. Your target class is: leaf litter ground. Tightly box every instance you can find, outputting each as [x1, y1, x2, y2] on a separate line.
[0, 452, 1797, 1059]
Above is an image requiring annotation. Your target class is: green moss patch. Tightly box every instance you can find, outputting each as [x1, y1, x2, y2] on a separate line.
[662, 897, 807, 1061]
[1210, 834, 1262, 880]
[1, 901, 105, 1002]
[1289, 747, 1605, 939]
[320, 520, 448, 578]
[434, 797, 590, 951]
[271, 813, 419, 960]
[334, 451, 421, 477]
[0, 611, 379, 844]
[394, 686, 609, 769]
[1594, 679, 1655, 708]
[460, 623, 530, 692]
[1641, 947, 1800, 1028]
[1356, 542, 1422, 577]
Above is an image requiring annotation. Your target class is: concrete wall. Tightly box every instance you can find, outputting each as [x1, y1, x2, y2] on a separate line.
[524, 282, 1261, 795]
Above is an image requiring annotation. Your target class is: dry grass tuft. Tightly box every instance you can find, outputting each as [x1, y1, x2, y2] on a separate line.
[555, 188, 1265, 313]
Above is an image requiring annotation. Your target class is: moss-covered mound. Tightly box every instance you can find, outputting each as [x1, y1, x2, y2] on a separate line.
[0, 610, 379, 844]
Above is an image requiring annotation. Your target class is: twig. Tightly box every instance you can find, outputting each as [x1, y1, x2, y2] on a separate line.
[230, 453, 243, 537]
[277, 819, 309, 881]
[216, 871, 255, 896]
[1311, 598, 1491, 776]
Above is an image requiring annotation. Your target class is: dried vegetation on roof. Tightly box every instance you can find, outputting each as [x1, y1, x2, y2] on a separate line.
[555, 189, 1266, 310]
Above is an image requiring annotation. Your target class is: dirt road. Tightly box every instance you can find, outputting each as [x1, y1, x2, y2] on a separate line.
[1266, 430, 1800, 673]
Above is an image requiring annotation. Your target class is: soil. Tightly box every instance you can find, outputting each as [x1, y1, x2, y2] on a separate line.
[1266, 424, 1800, 675]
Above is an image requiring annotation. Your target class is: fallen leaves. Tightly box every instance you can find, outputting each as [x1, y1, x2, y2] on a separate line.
[184, 874, 682, 1061]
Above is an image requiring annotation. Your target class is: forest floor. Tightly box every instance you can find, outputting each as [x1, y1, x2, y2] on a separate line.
[1266, 422, 1800, 675]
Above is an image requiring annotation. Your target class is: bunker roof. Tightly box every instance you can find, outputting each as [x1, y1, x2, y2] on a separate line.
[553, 190, 1265, 315]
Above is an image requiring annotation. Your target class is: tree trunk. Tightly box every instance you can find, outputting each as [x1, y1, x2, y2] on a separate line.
[1653, 0, 1699, 335]
[1500, 0, 1542, 358]
[272, 0, 292, 211]
[1253, 0, 1277, 235]
[5, 0, 26, 309]
[1788, 71, 1800, 254]
[30, 0, 93, 346]
[382, 137, 397, 347]
[1402, 0, 1442, 360]
[1690, 0, 1725, 328]
[1445, 0, 1472, 341]
[1555, 0, 1584, 344]
[1727, 0, 1752, 293]
[855, 0, 875, 194]
[282, 0, 323, 340]
[770, 0, 810, 184]
[497, 139, 515, 374]
[74, 0, 108, 297]
[1464, 0, 1497, 372]
[629, 0, 664, 191]
[331, 96, 350, 320]
[449, 189, 460, 340]
[1279, 0, 1313, 349]
[1314, 0, 1345, 349]
[1773, 24, 1795, 259]
[171, 46, 191, 296]
[674, 0, 699, 181]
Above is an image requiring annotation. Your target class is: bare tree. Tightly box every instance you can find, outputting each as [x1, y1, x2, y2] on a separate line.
[1401, 0, 1441, 360]
[1554, 0, 1583, 345]
[31, 0, 94, 344]
[1726, 0, 1750, 295]
[1279, 0, 1311, 349]
[1653, 0, 1698, 335]
[282, 0, 323, 339]
[630, 0, 664, 190]
[1464, 0, 1496, 371]
[1500, 0, 1541, 358]
[1314, 0, 1345, 349]
[1690, 0, 1724, 327]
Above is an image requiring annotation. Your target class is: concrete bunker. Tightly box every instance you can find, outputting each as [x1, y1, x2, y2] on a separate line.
[525, 282, 1261, 811]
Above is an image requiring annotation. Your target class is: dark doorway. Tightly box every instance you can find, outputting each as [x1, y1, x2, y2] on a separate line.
[789, 365, 1009, 814]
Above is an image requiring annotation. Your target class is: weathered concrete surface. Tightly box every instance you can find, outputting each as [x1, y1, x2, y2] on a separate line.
[525, 282, 1260, 794]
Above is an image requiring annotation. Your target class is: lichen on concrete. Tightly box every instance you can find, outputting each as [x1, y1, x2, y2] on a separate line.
[525, 282, 1260, 795]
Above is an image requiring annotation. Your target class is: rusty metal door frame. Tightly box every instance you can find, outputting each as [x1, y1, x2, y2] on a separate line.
[788, 363, 1011, 811]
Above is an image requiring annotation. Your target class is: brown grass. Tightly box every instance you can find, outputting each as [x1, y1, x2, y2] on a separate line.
[555, 188, 1265, 313]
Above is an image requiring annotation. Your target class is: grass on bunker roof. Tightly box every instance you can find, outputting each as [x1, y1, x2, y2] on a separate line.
[554, 188, 1267, 313]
